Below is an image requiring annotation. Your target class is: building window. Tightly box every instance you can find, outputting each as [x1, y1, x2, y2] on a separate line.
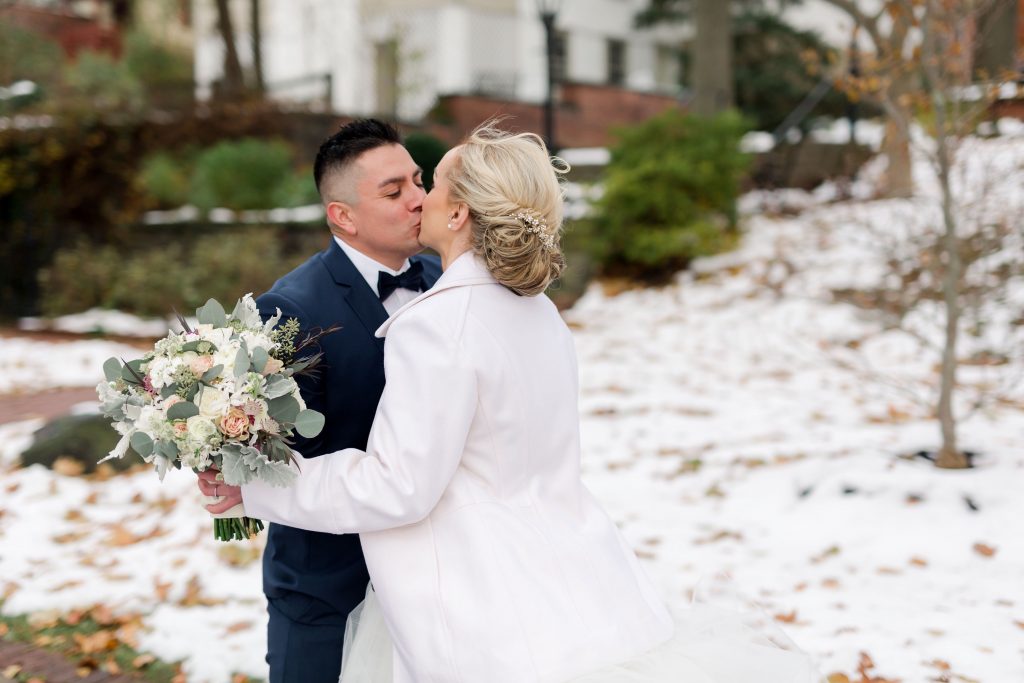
[607, 39, 625, 86]
[655, 44, 681, 92]
[552, 30, 568, 83]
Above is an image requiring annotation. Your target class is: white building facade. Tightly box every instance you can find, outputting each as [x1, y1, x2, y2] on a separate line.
[192, 0, 693, 120]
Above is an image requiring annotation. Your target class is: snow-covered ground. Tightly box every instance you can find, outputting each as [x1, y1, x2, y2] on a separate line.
[1, 133, 1023, 682]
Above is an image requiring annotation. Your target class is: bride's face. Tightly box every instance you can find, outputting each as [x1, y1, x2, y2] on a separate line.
[420, 147, 461, 250]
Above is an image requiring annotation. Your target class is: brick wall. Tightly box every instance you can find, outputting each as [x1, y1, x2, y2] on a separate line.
[424, 82, 686, 148]
[0, 6, 121, 59]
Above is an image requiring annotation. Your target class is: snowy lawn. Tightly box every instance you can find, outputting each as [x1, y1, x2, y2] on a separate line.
[1, 134, 1023, 682]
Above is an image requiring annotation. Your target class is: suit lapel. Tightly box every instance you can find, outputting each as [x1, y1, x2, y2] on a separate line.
[321, 242, 389, 356]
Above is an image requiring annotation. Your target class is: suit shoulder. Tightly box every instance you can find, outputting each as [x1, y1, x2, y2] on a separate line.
[257, 253, 329, 310]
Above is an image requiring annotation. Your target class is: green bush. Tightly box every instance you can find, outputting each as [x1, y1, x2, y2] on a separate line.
[0, 24, 63, 97]
[404, 132, 449, 191]
[189, 138, 307, 211]
[63, 51, 145, 114]
[593, 109, 751, 279]
[139, 152, 191, 208]
[39, 230, 306, 317]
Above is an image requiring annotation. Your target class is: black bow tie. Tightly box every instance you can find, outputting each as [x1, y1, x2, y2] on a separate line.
[377, 261, 426, 301]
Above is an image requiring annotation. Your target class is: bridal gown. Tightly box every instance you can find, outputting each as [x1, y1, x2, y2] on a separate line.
[242, 253, 821, 683]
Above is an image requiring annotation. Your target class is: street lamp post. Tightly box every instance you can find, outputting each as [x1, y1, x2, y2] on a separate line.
[536, 0, 562, 152]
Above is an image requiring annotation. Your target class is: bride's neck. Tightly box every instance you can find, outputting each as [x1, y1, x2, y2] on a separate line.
[439, 240, 472, 271]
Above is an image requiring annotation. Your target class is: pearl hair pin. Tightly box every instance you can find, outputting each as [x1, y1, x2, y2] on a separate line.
[506, 212, 555, 250]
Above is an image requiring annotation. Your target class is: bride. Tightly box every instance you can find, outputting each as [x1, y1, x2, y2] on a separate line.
[200, 124, 820, 683]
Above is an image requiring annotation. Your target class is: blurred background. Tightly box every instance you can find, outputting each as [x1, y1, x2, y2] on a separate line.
[1, 1, 1023, 682]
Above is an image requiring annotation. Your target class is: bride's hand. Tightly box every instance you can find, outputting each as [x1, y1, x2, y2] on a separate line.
[197, 469, 243, 513]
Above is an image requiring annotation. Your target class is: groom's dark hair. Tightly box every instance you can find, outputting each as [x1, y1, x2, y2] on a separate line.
[313, 118, 403, 197]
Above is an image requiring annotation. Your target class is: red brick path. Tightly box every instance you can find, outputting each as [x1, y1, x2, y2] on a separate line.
[0, 388, 99, 426]
[0, 640, 143, 682]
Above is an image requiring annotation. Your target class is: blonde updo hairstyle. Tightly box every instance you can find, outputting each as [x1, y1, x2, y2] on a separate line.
[446, 123, 569, 296]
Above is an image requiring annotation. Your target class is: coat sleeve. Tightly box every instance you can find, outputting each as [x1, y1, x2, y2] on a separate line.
[241, 308, 478, 533]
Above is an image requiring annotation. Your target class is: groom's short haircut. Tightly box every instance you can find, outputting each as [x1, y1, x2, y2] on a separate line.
[314, 119, 402, 202]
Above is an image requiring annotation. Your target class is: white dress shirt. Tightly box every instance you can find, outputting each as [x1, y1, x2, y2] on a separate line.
[334, 236, 420, 316]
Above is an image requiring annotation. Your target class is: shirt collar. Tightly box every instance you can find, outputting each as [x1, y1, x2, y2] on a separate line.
[333, 236, 411, 297]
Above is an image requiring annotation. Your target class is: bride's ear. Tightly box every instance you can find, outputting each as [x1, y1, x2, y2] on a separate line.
[449, 203, 471, 233]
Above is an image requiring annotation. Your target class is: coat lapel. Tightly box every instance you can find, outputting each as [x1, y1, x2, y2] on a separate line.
[320, 241, 389, 355]
[376, 252, 499, 338]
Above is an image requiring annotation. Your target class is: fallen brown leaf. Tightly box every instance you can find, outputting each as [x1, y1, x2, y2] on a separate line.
[64, 509, 87, 522]
[826, 675, 850, 683]
[73, 629, 117, 654]
[103, 658, 122, 675]
[1014, 620, 1024, 630]
[83, 492, 100, 505]
[5, 483, 20, 493]
[53, 530, 90, 544]
[2, 665, 22, 679]
[973, 542, 997, 558]
[774, 610, 798, 623]
[0, 623, 7, 636]
[132, 653, 156, 669]
[909, 556, 928, 567]
[224, 621, 253, 635]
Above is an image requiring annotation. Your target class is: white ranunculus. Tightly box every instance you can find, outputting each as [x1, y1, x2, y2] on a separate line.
[197, 385, 230, 419]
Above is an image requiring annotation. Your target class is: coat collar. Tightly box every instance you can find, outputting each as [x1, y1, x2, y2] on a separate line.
[375, 251, 499, 338]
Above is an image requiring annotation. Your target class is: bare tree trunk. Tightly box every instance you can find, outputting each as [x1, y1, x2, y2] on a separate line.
[250, 0, 264, 96]
[882, 116, 914, 198]
[692, 0, 733, 116]
[215, 0, 245, 96]
[924, 0, 968, 469]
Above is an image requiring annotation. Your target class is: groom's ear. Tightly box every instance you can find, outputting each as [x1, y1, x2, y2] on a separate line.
[326, 201, 357, 236]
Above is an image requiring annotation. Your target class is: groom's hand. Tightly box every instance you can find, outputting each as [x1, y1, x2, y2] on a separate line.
[196, 469, 243, 514]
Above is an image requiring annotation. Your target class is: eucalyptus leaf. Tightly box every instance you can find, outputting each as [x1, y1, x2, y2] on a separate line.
[294, 409, 325, 439]
[130, 431, 154, 457]
[185, 383, 200, 401]
[233, 346, 250, 379]
[196, 298, 227, 327]
[155, 440, 179, 459]
[268, 394, 300, 425]
[166, 401, 199, 421]
[264, 375, 295, 399]
[251, 346, 269, 373]
[201, 364, 223, 383]
[181, 340, 216, 353]
[103, 357, 122, 382]
[160, 383, 178, 399]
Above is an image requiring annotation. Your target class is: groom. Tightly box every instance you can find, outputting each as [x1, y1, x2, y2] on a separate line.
[250, 119, 440, 682]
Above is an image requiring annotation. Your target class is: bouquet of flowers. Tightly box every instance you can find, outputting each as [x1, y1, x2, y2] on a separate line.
[96, 295, 335, 541]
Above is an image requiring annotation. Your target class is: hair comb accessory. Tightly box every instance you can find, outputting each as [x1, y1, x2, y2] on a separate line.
[506, 211, 555, 250]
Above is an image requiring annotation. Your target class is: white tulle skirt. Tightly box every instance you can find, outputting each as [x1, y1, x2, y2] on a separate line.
[339, 582, 822, 683]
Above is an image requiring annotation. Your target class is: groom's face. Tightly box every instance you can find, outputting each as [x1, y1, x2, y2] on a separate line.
[331, 144, 426, 269]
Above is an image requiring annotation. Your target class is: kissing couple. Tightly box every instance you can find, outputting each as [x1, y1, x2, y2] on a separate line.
[196, 119, 820, 682]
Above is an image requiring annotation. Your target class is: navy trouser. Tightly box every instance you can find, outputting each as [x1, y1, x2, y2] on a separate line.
[266, 598, 347, 683]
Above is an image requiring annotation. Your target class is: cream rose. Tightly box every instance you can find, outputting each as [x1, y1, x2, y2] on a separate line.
[198, 386, 230, 419]
[218, 407, 250, 440]
[189, 354, 215, 378]
[186, 414, 218, 444]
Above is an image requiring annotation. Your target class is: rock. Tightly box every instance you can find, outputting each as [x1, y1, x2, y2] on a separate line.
[19, 414, 136, 474]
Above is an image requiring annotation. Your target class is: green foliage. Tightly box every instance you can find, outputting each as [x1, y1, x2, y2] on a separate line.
[39, 230, 306, 317]
[404, 132, 450, 190]
[593, 109, 751, 278]
[189, 138, 302, 211]
[63, 50, 145, 114]
[0, 24, 63, 91]
[732, 12, 864, 131]
[139, 152, 191, 208]
[123, 30, 192, 88]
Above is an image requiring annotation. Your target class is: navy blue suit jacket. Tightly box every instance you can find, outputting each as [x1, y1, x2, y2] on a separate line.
[255, 241, 441, 624]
